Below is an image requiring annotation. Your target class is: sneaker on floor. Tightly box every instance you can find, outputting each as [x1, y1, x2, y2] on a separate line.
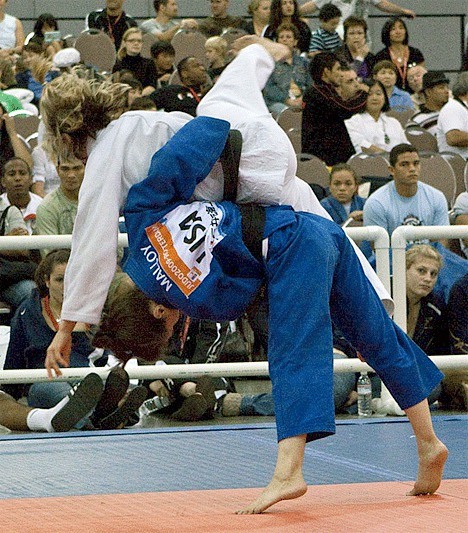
[96, 386, 147, 430]
[90, 367, 129, 427]
[171, 394, 209, 422]
[51, 373, 104, 432]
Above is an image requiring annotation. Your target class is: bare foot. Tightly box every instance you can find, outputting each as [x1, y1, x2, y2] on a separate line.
[236, 476, 307, 515]
[407, 439, 448, 496]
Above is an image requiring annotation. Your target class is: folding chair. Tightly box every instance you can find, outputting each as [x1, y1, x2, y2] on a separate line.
[74, 30, 116, 73]
[220, 27, 248, 47]
[276, 107, 302, 132]
[141, 32, 157, 59]
[419, 153, 457, 207]
[171, 30, 207, 67]
[286, 128, 302, 154]
[348, 153, 390, 178]
[439, 152, 467, 199]
[13, 115, 40, 140]
[386, 108, 415, 127]
[296, 154, 330, 189]
[405, 125, 438, 153]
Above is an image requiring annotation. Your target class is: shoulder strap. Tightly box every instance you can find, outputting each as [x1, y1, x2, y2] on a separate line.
[0, 205, 13, 236]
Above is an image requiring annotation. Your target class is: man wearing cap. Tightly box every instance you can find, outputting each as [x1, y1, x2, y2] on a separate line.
[436, 72, 468, 159]
[85, 0, 137, 50]
[52, 48, 81, 71]
[412, 72, 450, 136]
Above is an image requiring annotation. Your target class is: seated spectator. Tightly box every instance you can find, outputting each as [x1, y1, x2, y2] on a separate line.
[335, 16, 374, 82]
[406, 64, 427, 110]
[0, 97, 33, 170]
[150, 41, 176, 87]
[113, 28, 158, 95]
[129, 96, 158, 111]
[15, 42, 58, 105]
[31, 144, 61, 197]
[443, 273, 468, 410]
[0, 195, 36, 309]
[51, 47, 82, 75]
[374, 16, 425, 91]
[363, 144, 449, 237]
[320, 163, 365, 224]
[373, 60, 413, 112]
[242, 0, 271, 37]
[308, 3, 342, 58]
[1, 157, 42, 234]
[452, 192, 468, 259]
[0, 2, 25, 59]
[149, 56, 211, 115]
[345, 79, 408, 155]
[205, 36, 229, 81]
[412, 71, 450, 136]
[0, 57, 17, 90]
[436, 72, 468, 159]
[265, 0, 312, 54]
[263, 22, 311, 116]
[302, 51, 367, 165]
[199, 0, 243, 38]
[34, 158, 85, 257]
[28, 13, 63, 59]
[141, 0, 198, 41]
[85, 0, 138, 51]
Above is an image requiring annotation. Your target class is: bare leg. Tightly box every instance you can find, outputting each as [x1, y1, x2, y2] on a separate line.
[236, 434, 308, 514]
[405, 399, 448, 495]
[0, 392, 31, 431]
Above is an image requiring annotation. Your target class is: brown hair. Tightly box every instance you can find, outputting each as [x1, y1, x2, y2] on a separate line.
[373, 59, 397, 76]
[34, 249, 71, 297]
[93, 273, 169, 365]
[329, 163, 360, 184]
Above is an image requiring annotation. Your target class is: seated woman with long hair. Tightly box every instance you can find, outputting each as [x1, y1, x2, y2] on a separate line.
[345, 79, 408, 155]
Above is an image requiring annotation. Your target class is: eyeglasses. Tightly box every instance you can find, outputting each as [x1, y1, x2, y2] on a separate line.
[126, 39, 142, 43]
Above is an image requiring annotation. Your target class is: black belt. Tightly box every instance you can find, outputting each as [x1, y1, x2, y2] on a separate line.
[221, 129, 265, 263]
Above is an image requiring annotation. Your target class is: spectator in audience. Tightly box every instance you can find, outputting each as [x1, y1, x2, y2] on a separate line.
[373, 59, 413, 112]
[242, 0, 271, 37]
[345, 78, 408, 154]
[34, 158, 85, 257]
[302, 51, 367, 165]
[309, 3, 342, 58]
[299, 0, 415, 40]
[436, 72, 468, 159]
[0, 98, 33, 170]
[320, 163, 365, 224]
[265, 0, 311, 54]
[129, 95, 158, 111]
[443, 273, 468, 410]
[141, 0, 198, 42]
[28, 13, 63, 59]
[199, 0, 243, 38]
[51, 47, 82, 74]
[205, 36, 229, 80]
[0, 193, 36, 309]
[0, 373, 104, 433]
[406, 64, 427, 110]
[149, 56, 211, 115]
[374, 17, 424, 90]
[363, 144, 449, 237]
[86, 0, 138, 50]
[263, 22, 311, 116]
[0, 0, 25, 58]
[1, 157, 42, 234]
[452, 191, 468, 259]
[0, 57, 17, 90]
[31, 144, 61, 197]
[15, 42, 59, 105]
[124, 77, 143, 107]
[150, 41, 176, 87]
[411, 71, 450, 136]
[336, 65, 360, 100]
[113, 28, 158, 95]
[335, 16, 374, 81]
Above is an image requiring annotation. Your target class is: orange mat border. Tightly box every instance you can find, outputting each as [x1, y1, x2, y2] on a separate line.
[1, 479, 466, 533]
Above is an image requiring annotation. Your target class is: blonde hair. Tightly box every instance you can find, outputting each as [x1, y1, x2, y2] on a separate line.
[205, 36, 228, 58]
[40, 71, 132, 164]
[30, 55, 53, 84]
[117, 28, 142, 61]
[405, 245, 443, 271]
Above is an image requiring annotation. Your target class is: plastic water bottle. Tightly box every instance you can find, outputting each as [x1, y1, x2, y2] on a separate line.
[139, 396, 172, 416]
[357, 372, 372, 417]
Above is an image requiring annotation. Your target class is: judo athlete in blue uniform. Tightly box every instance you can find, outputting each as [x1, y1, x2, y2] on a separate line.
[92, 116, 448, 514]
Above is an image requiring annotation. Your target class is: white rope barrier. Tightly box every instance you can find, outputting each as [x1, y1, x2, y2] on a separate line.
[391, 225, 468, 331]
[0, 234, 129, 250]
[0, 355, 467, 384]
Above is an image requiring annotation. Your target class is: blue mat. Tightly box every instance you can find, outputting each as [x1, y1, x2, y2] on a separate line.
[1, 416, 466, 500]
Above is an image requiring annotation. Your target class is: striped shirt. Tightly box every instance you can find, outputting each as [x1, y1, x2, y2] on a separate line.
[309, 27, 342, 53]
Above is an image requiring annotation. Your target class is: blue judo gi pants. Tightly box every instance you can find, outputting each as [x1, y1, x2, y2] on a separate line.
[264, 211, 443, 442]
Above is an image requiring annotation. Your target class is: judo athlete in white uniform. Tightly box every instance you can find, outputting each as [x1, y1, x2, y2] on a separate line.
[42, 37, 391, 361]
[90, 116, 446, 514]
